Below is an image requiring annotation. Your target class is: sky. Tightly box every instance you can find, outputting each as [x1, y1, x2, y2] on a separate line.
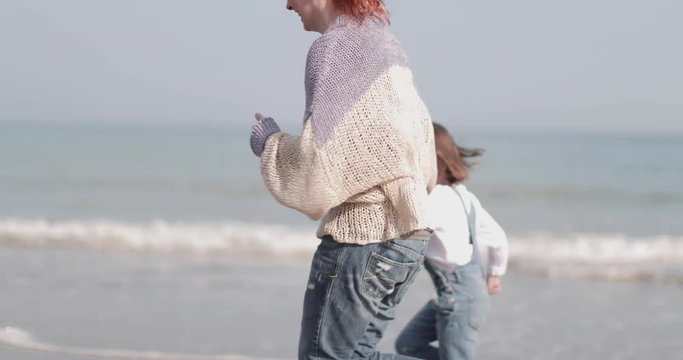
[1, 0, 681, 131]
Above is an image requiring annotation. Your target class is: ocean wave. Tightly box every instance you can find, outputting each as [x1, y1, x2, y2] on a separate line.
[506, 233, 683, 284]
[1, 218, 682, 283]
[0, 218, 319, 258]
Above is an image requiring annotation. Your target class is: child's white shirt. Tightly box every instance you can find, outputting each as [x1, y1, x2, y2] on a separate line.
[425, 184, 509, 276]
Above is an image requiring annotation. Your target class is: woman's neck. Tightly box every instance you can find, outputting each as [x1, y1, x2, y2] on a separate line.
[314, 6, 341, 33]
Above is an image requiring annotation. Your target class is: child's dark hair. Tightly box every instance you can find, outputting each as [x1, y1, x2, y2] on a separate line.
[433, 122, 484, 184]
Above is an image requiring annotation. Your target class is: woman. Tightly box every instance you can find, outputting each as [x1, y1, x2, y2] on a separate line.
[395, 123, 509, 360]
[249, 0, 437, 359]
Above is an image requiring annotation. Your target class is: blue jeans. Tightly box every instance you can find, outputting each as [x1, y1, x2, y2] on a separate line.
[394, 261, 490, 360]
[298, 237, 427, 360]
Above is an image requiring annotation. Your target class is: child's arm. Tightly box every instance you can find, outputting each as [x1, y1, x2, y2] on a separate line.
[476, 207, 509, 277]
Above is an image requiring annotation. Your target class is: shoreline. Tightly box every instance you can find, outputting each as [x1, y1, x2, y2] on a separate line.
[1, 242, 681, 287]
[1, 247, 682, 359]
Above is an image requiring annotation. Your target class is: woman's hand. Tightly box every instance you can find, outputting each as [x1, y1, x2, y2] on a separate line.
[487, 275, 502, 295]
[250, 112, 281, 157]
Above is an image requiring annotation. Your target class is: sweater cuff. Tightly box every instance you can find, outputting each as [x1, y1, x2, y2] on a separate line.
[250, 117, 281, 157]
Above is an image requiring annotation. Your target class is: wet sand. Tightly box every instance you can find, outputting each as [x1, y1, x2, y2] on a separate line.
[1, 247, 681, 359]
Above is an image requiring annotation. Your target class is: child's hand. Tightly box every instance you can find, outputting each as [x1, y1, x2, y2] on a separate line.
[487, 275, 501, 295]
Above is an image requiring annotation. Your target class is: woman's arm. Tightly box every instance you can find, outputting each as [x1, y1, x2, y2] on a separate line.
[259, 119, 341, 220]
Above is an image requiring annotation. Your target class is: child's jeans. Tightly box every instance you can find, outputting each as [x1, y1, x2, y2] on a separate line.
[395, 260, 490, 360]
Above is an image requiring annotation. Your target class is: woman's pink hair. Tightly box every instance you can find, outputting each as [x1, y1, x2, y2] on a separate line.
[333, 0, 389, 22]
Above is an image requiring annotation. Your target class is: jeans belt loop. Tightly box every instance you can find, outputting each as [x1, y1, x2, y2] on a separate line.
[452, 268, 461, 283]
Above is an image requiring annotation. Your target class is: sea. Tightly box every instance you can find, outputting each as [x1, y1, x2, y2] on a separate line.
[1, 121, 681, 281]
[0, 121, 682, 359]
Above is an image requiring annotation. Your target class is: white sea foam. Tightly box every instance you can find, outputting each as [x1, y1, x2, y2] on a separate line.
[508, 232, 683, 263]
[1, 218, 682, 282]
[0, 218, 319, 258]
[506, 233, 683, 283]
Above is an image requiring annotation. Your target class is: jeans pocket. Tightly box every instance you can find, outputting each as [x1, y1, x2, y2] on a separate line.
[469, 312, 485, 332]
[311, 238, 344, 279]
[361, 252, 414, 300]
[434, 291, 471, 315]
[383, 239, 425, 259]
[435, 293, 456, 314]
[467, 293, 489, 332]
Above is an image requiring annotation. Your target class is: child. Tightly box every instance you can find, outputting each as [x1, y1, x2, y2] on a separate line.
[395, 123, 509, 360]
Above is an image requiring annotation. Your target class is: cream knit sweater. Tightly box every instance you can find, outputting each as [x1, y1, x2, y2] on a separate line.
[253, 16, 436, 244]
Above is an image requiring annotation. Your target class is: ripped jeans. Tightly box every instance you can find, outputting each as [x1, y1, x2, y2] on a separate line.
[298, 237, 426, 360]
[394, 260, 490, 360]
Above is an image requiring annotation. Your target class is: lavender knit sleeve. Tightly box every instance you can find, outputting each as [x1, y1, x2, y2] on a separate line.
[250, 117, 281, 157]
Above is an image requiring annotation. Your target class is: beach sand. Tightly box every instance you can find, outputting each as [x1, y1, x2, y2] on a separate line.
[1, 247, 681, 360]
